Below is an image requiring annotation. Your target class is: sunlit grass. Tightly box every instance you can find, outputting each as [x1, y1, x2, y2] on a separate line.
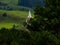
[0, 10, 34, 29]
[0, 10, 34, 18]
[0, 22, 15, 29]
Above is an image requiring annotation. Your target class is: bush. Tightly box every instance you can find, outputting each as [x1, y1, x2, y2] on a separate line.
[2, 13, 7, 17]
[0, 28, 60, 45]
[30, 31, 60, 45]
[25, 0, 60, 34]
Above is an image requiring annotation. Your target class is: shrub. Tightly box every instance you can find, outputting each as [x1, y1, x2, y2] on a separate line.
[0, 28, 60, 45]
[2, 13, 7, 17]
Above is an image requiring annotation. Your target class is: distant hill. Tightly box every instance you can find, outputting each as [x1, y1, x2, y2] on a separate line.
[0, 2, 7, 6]
[18, 0, 45, 8]
[0, 0, 44, 10]
[0, 0, 44, 7]
[0, 0, 18, 5]
[0, 1, 32, 11]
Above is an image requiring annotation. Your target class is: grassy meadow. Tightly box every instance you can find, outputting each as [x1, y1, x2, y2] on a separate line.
[0, 10, 34, 29]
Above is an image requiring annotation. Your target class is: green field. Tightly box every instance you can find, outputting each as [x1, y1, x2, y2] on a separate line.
[0, 10, 34, 29]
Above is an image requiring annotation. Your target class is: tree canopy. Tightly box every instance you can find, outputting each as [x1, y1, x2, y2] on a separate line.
[26, 0, 60, 33]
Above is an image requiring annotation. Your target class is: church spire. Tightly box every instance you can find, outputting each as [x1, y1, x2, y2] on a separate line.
[26, 10, 32, 23]
[28, 10, 32, 18]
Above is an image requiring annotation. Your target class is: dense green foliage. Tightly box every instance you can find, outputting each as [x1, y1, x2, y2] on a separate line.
[0, 27, 60, 45]
[26, 0, 60, 33]
[0, 0, 60, 45]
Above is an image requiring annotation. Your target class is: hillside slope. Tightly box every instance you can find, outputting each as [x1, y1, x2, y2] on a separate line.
[0, 0, 18, 5]
[18, 0, 44, 8]
[0, 0, 33, 11]
[0, 0, 44, 8]
[0, 10, 34, 29]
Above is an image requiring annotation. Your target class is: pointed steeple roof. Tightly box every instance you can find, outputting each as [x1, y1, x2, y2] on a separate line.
[26, 10, 32, 23]
[28, 10, 32, 18]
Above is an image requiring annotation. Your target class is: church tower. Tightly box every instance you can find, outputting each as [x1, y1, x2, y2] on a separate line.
[26, 10, 32, 24]
[28, 10, 32, 18]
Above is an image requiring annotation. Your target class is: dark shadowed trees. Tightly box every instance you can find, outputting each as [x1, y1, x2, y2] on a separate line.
[25, 0, 60, 33]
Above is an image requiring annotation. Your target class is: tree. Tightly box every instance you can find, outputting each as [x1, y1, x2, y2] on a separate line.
[2, 13, 7, 17]
[26, 0, 60, 33]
